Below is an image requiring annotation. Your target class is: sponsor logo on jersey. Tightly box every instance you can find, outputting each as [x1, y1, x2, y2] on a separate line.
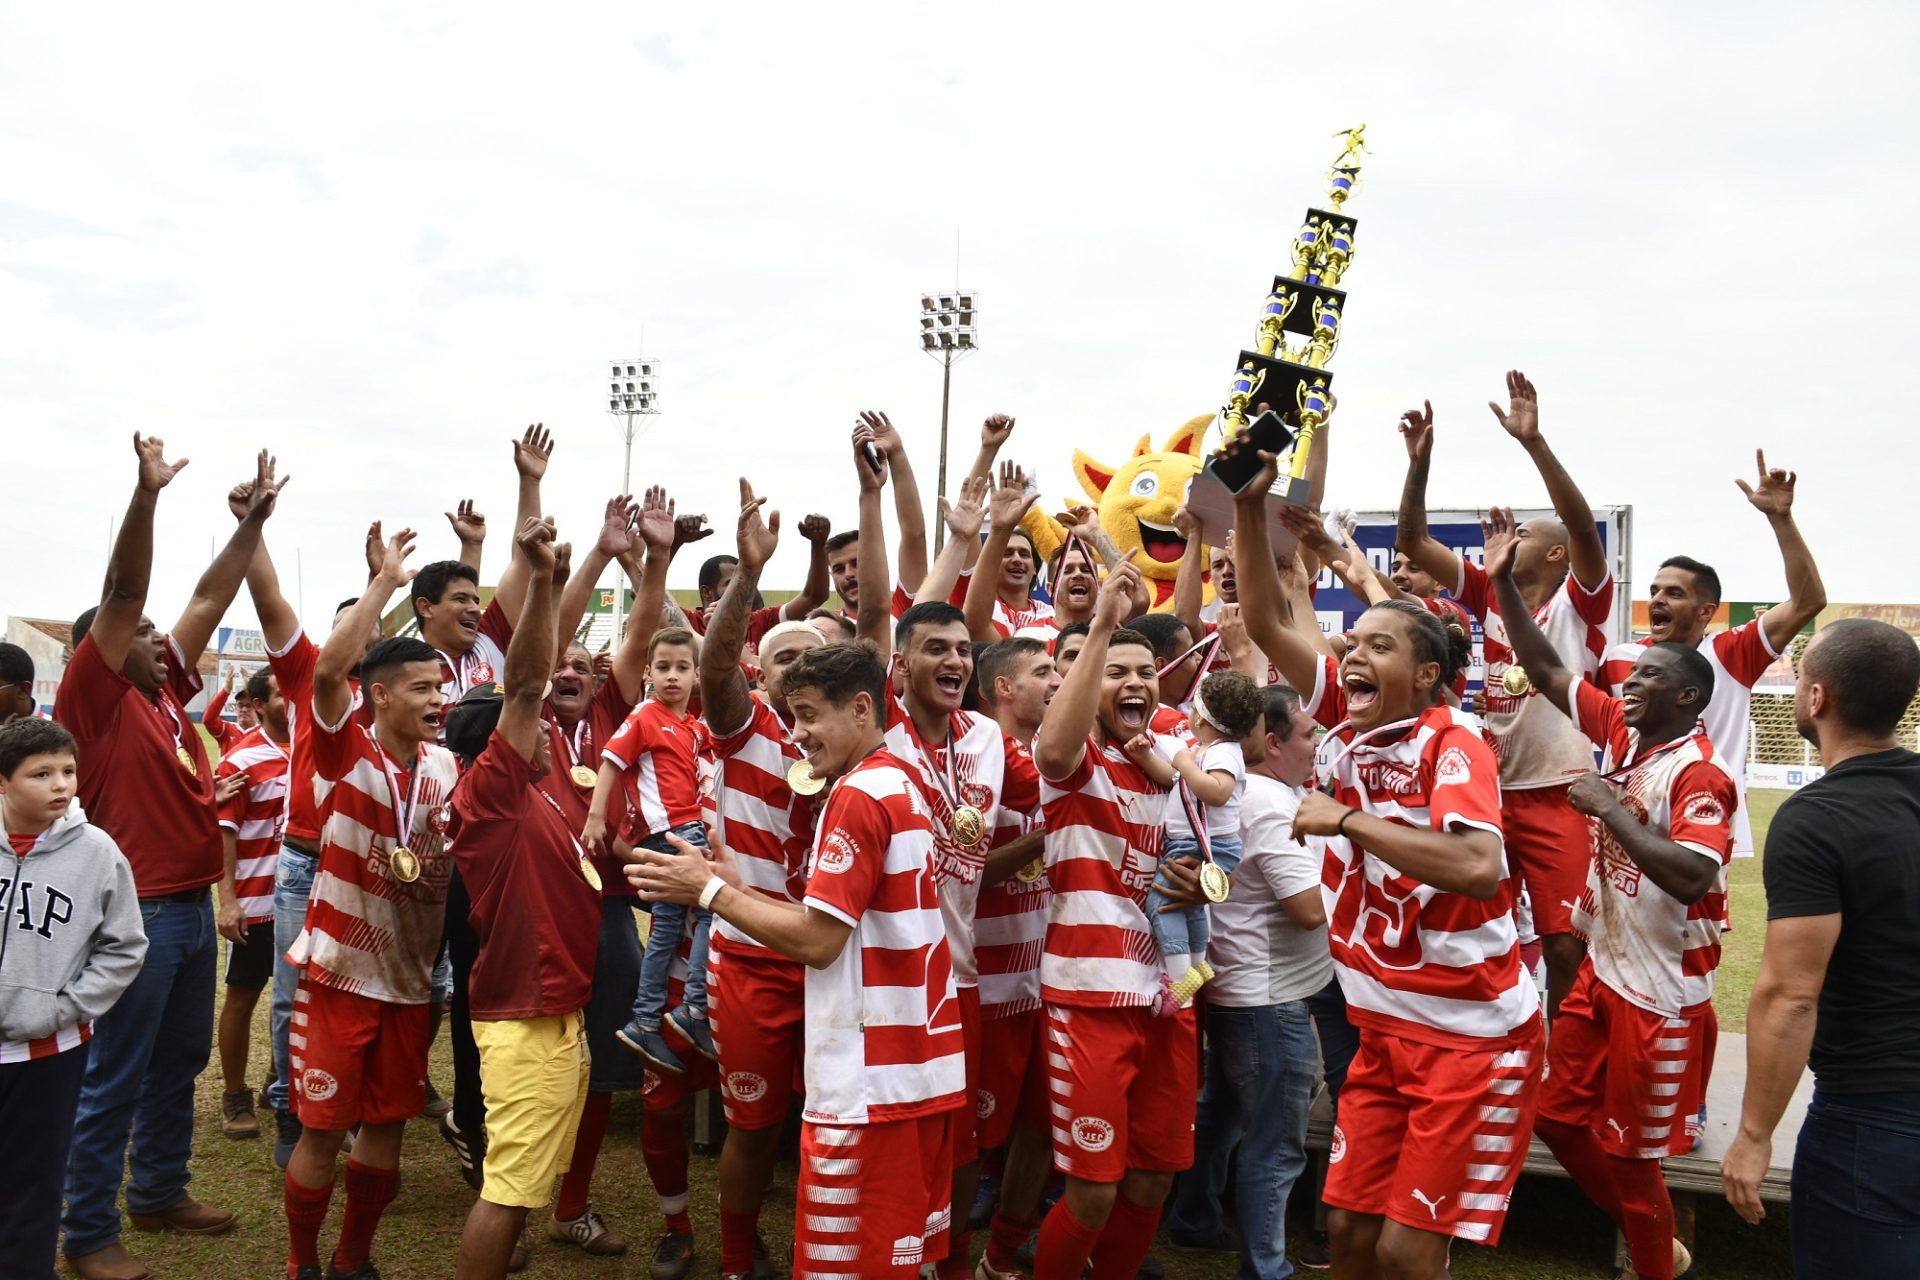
[1071, 1115, 1114, 1153]
[726, 1071, 768, 1103]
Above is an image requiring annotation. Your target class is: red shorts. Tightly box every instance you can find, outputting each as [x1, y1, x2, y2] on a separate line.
[1538, 960, 1716, 1159]
[976, 1005, 1049, 1151]
[642, 1016, 723, 1114]
[1502, 783, 1592, 937]
[289, 977, 431, 1131]
[795, 1110, 957, 1278]
[1324, 1022, 1544, 1245]
[708, 937, 805, 1131]
[953, 985, 982, 1167]
[1043, 1002, 1197, 1184]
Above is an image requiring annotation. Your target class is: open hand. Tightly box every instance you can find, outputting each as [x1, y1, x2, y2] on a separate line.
[445, 499, 486, 546]
[1488, 372, 1540, 444]
[636, 487, 677, 553]
[990, 459, 1035, 531]
[940, 474, 990, 542]
[513, 423, 554, 479]
[1398, 401, 1434, 464]
[372, 527, 419, 589]
[596, 495, 638, 558]
[736, 478, 780, 571]
[1481, 506, 1519, 579]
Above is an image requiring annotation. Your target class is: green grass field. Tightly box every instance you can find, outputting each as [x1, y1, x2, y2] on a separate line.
[138, 751, 1796, 1277]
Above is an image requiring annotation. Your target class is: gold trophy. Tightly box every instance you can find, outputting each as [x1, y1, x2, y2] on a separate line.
[1187, 124, 1367, 530]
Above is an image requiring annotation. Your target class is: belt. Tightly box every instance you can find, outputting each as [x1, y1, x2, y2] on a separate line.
[283, 835, 321, 856]
[139, 887, 211, 906]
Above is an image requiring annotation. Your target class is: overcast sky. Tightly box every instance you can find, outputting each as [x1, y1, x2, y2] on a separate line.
[3, 2, 1912, 636]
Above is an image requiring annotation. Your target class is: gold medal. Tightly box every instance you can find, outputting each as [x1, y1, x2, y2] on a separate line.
[950, 804, 987, 848]
[389, 844, 421, 883]
[1501, 664, 1532, 697]
[1015, 857, 1045, 885]
[787, 758, 826, 796]
[579, 854, 603, 892]
[1199, 861, 1231, 903]
[570, 764, 597, 789]
[177, 744, 198, 776]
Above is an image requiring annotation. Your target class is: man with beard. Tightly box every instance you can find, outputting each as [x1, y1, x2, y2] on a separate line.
[1594, 450, 1825, 857]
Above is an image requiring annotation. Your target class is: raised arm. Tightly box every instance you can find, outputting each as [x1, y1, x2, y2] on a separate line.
[614, 487, 678, 707]
[315, 528, 415, 727]
[172, 450, 287, 666]
[782, 515, 833, 619]
[699, 479, 780, 739]
[444, 498, 487, 575]
[853, 415, 893, 654]
[918, 475, 988, 613]
[1171, 505, 1207, 643]
[1034, 558, 1141, 780]
[1491, 371, 1607, 592]
[556, 496, 637, 651]
[491, 423, 552, 626]
[1485, 506, 1576, 708]
[1736, 450, 1827, 652]
[1393, 400, 1463, 590]
[963, 413, 1016, 491]
[229, 480, 301, 652]
[1228, 446, 1336, 694]
[497, 517, 559, 762]
[91, 434, 187, 670]
[863, 411, 927, 594]
[964, 461, 1033, 643]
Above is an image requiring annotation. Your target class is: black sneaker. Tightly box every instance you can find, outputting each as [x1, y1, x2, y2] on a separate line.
[295, 1269, 324, 1280]
[1296, 1232, 1332, 1270]
[438, 1111, 485, 1192]
[651, 1228, 695, 1280]
[753, 1231, 778, 1279]
[327, 1263, 382, 1280]
[1136, 1253, 1164, 1280]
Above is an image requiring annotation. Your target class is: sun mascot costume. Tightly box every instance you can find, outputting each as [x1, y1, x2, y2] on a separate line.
[1019, 414, 1215, 612]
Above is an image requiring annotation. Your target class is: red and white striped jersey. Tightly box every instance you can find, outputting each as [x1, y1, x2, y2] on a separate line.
[603, 698, 710, 838]
[990, 596, 1057, 641]
[1594, 620, 1779, 856]
[884, 699, 1043, 987]
[214, 727, 290, 924]
[1302, 653, 1347, 731]
[801, 750, 966, 1125]
[1313, 705, 1540, 1048]
[1038, 735, 1175, 1009]
[707, 694, 821, 952]
[1560, 681, 1737, 1018]
[266, 629, 368, 844]
[292, 711, 461, 1005]
[1455, 560, 1615, 789]
[974, 769, 1048, 1018]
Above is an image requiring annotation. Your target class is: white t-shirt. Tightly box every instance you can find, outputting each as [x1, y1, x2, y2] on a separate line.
[1164, 739, 1246, 844]
[1208, 774, 1333, 1007]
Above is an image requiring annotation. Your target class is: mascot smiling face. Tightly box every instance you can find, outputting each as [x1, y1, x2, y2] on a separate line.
[1021, 414, 1213, 612]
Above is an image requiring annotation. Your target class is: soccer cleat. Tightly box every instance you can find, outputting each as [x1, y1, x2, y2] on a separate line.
[618, 1022, 689, 1075]
[437, 1111, 485, 1192]
[650, 1228, 695, 1280]
[294, 1268, 325, 1280]
[325, 1263, 381, 1280]
[666, 1008, 718, 1061]
[549, 1206, 628, 1257]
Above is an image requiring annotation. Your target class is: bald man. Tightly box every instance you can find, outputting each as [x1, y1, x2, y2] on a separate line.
[1394, 374, 1616, 1018]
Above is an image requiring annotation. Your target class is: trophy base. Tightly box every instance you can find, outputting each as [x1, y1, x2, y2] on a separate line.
[1231, 353, 1333, 425]
[1183, 468, 1308, 561]
[1264, 276, 1348, 338]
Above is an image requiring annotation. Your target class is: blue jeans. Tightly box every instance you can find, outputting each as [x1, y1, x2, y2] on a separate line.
[267, 843, 317, 1115]
[1790, 1089, 1920, 1277]
[585, 899, 647, 1093]
[1166, 999, 1317, 1280]
[1304, 977, 1359, 1114]
[631, 824, 711, 1030]
[62, 894, 215, 1259]
[1149, 836, 1242, 961]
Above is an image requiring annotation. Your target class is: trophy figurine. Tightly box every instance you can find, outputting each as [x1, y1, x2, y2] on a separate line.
[1185, 125, 1369, 542]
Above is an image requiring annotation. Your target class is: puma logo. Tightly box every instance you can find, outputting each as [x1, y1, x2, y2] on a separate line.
[1605, 1117, 1631, 1142]
[1410, 1188, 1447, 1220]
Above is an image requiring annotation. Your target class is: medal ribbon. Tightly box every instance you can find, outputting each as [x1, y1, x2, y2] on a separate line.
[913, 714, 964, 817]
[1157, 633, 1221, 681]
[1598, 736, 1690, 784]
[1176, 775, 1214, 864]
[378, 743, 424, 850]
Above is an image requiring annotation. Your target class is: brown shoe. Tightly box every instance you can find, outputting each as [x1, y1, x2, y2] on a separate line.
[221, 1087, 261, 1140]
[64, 1243, 152, 1280]
[126, 1197, 238, 1235]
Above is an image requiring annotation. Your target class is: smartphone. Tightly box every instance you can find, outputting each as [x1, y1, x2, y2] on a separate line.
[1205, 410, 1297, 494]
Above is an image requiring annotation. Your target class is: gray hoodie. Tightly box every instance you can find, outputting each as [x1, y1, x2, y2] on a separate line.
[0, 802, 147, 1051]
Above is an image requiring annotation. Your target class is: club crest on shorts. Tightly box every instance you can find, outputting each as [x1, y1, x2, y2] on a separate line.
[726, 1071, 768, 1103]
[976, 1089, 996, 1120]
[1071, 1115, 1114, 1152]
[1329, 1123, 1347, 1164]
[1435, 745, 1472, 787]
[301, 1068, 339, 1102]
[642, 1069, 661, 1095]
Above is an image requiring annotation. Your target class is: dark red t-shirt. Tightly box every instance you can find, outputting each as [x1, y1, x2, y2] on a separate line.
[451, 729, 602, 1020]
[539, 676, 636, 898]
[55, 632, 219, 894]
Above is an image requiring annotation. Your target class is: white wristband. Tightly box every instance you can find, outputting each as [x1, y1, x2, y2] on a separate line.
[698, 877, 725, 911]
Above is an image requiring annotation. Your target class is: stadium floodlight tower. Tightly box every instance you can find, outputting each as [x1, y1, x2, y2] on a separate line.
[604, 356, 661, 641]
[919, 290, 978, 554]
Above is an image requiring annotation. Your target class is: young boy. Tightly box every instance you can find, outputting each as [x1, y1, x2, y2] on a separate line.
[0, 719, 148, 1278]
[1135, 669, 1264, 1005]
[585, 627, 715, 1076]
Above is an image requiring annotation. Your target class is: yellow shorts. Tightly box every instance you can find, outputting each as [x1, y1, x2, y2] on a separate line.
[473, 1010, 591, 1208]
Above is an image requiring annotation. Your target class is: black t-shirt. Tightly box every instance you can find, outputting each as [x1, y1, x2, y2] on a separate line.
[1763, 748, 1920, 1095]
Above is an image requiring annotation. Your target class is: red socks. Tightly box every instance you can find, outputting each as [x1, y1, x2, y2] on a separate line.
[554, 1091, 613, 1221]
[1088, 1195, 1161, 1280]
[936, 1221, 974, 1279]
[284, 1171, 334, 1274]
[1610, 1151, 1677, 1280]
[719, 1207, 760, 1275]
[332, 1158, 399, 1272]
[1033, 1200, 1102, 1279]
[986, 1208, 1033, 1272]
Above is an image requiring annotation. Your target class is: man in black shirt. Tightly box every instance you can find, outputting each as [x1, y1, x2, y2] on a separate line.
[1723, 617, 1920, 1276]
